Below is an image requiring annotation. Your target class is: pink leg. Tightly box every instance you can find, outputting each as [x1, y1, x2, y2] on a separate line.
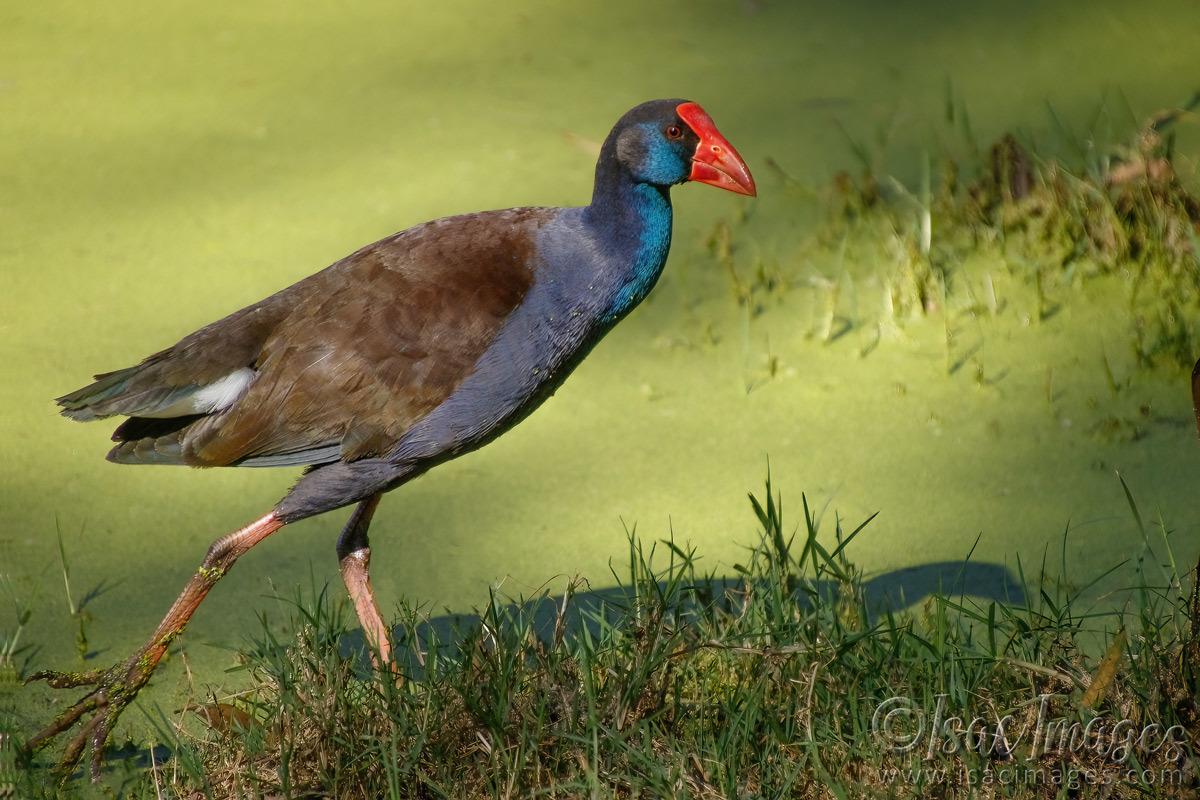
[335, 492, 395, 668]
[28, 512, 285, 781]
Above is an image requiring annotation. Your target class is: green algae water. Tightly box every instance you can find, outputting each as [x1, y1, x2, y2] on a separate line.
[5, 0, 1200, 750]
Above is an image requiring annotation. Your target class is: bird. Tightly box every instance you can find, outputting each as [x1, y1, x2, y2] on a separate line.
[27, 98, 755, 780]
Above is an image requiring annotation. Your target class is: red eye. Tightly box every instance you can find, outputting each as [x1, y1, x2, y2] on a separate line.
[665, 125, 682, 139]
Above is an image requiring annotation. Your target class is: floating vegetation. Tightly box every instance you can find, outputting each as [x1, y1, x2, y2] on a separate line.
[811, 92, 1200, 368]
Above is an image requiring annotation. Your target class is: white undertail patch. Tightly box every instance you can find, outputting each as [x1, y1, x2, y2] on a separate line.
[192, 367, 257, 413]
[141, 367, 257, 418]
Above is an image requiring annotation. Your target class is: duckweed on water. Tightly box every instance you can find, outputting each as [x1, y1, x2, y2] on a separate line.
[780, 94, 1200, 369]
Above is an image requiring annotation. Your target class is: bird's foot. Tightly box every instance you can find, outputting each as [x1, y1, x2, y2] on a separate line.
[25, 650, 154, 782]
[23, 512, 284, 782]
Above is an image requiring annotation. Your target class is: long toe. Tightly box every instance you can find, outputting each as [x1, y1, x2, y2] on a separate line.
[26, 661, 138, 782]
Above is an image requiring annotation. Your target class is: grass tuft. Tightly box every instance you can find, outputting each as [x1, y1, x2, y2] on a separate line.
[18, 473, 1195, 798]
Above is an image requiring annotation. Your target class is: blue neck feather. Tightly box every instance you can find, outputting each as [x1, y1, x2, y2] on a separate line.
[583, 173, 674, 321]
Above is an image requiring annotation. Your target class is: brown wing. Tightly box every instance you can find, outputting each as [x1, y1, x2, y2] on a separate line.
[65, 208, 549, 467]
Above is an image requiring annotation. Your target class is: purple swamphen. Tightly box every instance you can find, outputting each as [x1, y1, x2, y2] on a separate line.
[29, 98, 756, 779]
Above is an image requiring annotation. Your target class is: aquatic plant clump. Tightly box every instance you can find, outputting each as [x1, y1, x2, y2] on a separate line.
[823, 99, 1200, 367]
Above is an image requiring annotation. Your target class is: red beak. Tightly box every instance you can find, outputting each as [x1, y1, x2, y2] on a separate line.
[677, 102, 756, 197]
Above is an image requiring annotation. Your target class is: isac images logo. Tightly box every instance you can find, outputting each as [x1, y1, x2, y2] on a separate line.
[871, 694, 1190, 789]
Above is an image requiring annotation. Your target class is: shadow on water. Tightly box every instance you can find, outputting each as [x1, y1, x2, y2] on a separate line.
[336, 559, 1023, 675]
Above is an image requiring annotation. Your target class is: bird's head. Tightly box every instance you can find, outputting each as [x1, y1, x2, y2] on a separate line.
[607, 99, 756, 197]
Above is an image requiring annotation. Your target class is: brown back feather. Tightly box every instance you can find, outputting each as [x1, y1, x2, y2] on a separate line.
[107, 208, 548, 467]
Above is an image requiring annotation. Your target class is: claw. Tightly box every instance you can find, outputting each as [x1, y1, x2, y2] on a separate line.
[25, 661, 135, 781]
[25, 666, 112, 778]
[28, 668, 104, 689]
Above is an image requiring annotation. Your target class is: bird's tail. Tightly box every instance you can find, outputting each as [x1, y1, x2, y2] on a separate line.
[56, 351, 187, 422]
